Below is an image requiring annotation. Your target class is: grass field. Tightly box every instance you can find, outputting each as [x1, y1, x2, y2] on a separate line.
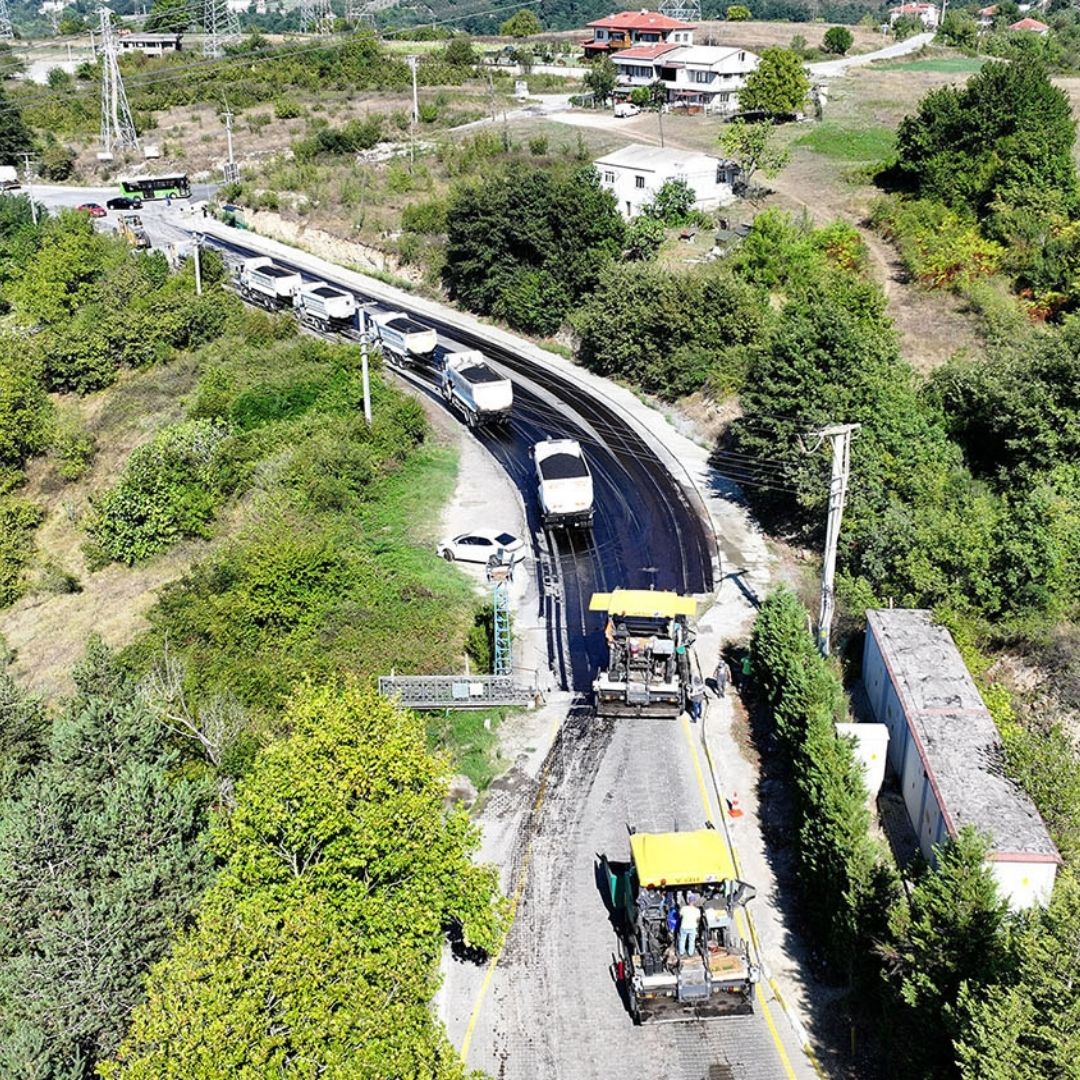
[794, 122, 897, 161]
[875, 56, 987, 73]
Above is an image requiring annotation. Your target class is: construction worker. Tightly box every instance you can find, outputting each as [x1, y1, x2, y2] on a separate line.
[678, 901, 701, 956]
[687, 676, 705, 722]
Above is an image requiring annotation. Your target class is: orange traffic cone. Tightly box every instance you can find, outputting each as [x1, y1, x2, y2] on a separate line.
[728, 791, 744, 818]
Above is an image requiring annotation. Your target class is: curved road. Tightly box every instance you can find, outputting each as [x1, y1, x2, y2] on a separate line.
[196, 228, 808, 1080]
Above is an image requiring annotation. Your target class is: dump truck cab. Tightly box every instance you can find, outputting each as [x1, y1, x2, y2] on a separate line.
[590, 590, 696, 719]
[605, 827, 758, 1024]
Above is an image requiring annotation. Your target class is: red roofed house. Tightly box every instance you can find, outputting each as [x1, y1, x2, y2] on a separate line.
[1009, 16, 1049, 32]
[888, 2, 939, 28]
[976, 4, 998, 30]
[582, 9, 695, 59]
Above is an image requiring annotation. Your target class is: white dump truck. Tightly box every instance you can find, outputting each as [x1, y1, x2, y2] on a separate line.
[237, 257, 303, 310]
[294, 281, 357, 331]
[441, 351, 513, 428]
[533, 438, 594, 528]
[368, 309, 438, 367]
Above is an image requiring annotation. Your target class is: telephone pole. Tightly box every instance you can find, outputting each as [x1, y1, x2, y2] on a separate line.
[222, 99, 239, 182]
[805, 423, 860, 656]
[358, 310, 372, 427]
[21, 153, 37, 225]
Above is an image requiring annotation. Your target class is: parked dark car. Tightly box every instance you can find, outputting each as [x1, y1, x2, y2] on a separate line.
[76, 202, 107, 218]
[106, 196, 143, 210]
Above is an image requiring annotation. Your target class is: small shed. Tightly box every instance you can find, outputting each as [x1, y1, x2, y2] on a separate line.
[117, 32, 184, 55]
[863, 609, 1059, 909]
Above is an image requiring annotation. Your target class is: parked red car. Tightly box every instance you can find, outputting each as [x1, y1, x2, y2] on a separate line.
[76, 203, 107, 218]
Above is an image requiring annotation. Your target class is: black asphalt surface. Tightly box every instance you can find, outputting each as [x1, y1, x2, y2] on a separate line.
[206, 235, 715, 696]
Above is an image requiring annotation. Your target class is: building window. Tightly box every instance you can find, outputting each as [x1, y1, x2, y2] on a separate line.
[604, 170, 615, 183]
[719, 92, 731, 102]
[635, 175, 645, 189]
[691, 69, 710, 83]
[738, 51, 746, 61]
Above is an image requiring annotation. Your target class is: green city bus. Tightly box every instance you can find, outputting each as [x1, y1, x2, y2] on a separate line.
[117, 174, 191, 201]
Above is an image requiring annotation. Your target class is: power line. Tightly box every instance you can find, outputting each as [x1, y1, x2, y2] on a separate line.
[98, 5, 138, 159]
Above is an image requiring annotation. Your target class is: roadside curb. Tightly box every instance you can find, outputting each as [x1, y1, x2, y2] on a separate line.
[698, 699, 824, 1076]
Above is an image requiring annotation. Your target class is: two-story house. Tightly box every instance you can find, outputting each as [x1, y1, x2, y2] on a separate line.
[612, 44, 759, 113]
[581, 9, 695, 59]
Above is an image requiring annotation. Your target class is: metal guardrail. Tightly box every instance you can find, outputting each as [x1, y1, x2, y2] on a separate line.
[378, 674, 537, 710]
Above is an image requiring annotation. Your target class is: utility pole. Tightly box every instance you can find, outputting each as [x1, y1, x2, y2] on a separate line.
[359, 310, 372, 427]
[407, 54, 420, 125]
[222, 99, 239, 183]
[21, 153, 37, 225]
[191, 235, 203, 295]
[805, 423, 860, 656]
[0, 0, 13, 41]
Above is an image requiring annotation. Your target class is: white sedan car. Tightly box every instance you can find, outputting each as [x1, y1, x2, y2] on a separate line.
[437, 530, 526, 565]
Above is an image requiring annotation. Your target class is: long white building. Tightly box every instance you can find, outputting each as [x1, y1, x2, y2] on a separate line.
[612, 43, 758, 113]
[863, 609, 1059, 910]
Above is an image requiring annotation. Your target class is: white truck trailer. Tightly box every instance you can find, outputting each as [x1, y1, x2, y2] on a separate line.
[238, 257, 303, 310]
[533, 438, 594, 528]
[294, 281, 357, 331]
[368, 310, 438, 367]
[441, 351, 513, 428]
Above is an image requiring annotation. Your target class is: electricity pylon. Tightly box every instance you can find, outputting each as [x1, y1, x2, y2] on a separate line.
[98, 6, 139, 159]
[203, 0, 241, 57]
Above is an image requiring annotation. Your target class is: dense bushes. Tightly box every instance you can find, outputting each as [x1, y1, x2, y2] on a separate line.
[0, 641, 213, 1079]
[102, 682, 505, 1079]
[885, 59, 1080, 304]
[116, 334, 480, 708]
[573, 262, 767, 398]
[88, 419, 230, 565]
[751, 587, 897, 974]
[443, 162, 625, 335]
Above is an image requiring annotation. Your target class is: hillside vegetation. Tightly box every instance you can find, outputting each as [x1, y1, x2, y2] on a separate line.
[0, 196, 505, 1079]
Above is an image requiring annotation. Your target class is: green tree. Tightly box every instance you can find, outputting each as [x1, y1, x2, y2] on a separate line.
[624, 215, 665, 261]
[499, 8, 541, 36]
[892, 12, 924, 39]
[737, 46, 810, 114]
[822, 25, 854, 54]
[144, 0, 190, 32]
[0, 640, 213, 1080]
[443, 162, 624, 334]
[718, 118, 790, 189]
[937, 9, 979, 48]
[584, 55, 618, 105]
[103, 681, 506, 1079]
[881, 828, 1011, 1077]
[956, 871, 1080, 1079]
[0, 337, 51, 470]
[726, 4, 752, 18]
[892, 59, 1077, 224]
[443, 34, 477, 66]
[0, 86, 33, 168]
[643, 177, 696, 225]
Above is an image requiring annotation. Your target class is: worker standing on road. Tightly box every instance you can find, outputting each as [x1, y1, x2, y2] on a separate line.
[678, 901, 701, 956]
[687, 676, 704, 723]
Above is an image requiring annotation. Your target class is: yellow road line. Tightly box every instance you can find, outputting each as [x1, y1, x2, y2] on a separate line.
[681, 716, 798, 1080]
[459, 712, 561, 1063]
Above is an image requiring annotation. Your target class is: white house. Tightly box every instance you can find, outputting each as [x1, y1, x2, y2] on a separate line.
[612, 43, 758, 113]
[863, 609, 1060, 911]
[593, 143, 736, 218]
[888, 2, 939, 27]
